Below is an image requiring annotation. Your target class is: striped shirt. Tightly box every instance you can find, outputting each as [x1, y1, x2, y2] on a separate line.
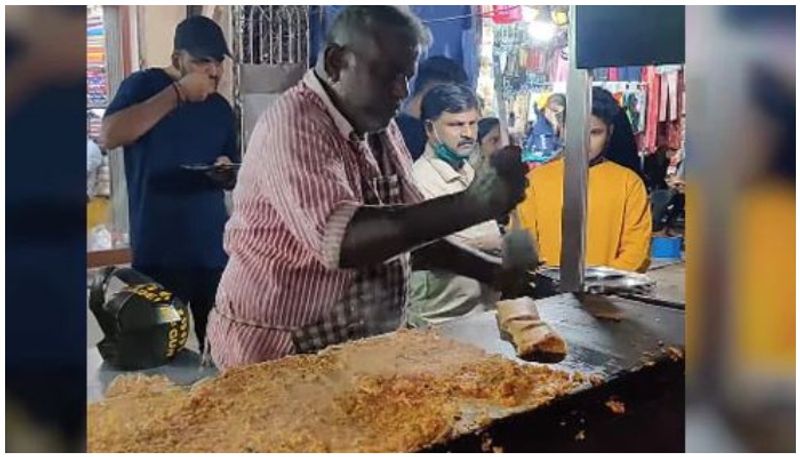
[207, 70, 422, 369]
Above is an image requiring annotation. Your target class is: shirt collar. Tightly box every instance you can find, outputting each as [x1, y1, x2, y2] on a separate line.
[302, 70, 361, 142]
[422, 143, 473, 184]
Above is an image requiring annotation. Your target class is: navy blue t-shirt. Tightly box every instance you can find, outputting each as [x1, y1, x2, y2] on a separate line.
[396, 112, 427, 161]
[105, 68, 239, 269]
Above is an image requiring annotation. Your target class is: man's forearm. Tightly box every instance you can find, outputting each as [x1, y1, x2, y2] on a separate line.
[100, 85, 179, 149]
[411, 238, 501, 284]
[339, 192, 492, 269]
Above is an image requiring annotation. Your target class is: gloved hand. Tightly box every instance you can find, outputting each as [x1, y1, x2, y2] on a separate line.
[492, 228, 541, 299]
[492, 267, 537, 299]
[464, 145, 528, 220]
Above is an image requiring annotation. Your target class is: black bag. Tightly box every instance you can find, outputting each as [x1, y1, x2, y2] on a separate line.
[89, 267, 190, 370]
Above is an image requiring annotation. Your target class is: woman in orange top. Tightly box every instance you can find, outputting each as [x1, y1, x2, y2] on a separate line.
[517, 87, 652, 272]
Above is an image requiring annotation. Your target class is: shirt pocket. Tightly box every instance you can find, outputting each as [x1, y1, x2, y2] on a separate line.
[365, 174, 402, 205]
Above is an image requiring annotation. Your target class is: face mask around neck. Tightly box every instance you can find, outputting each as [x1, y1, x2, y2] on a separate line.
[431, 124, 471, 168]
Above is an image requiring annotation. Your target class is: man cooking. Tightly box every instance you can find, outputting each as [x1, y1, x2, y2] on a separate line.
[207, 6, 531, 369]
[408, 83, 504, 327]
[100, 16, 238, 349]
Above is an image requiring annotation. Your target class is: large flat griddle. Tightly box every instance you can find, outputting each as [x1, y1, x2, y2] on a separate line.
[439, 292, 684, 376]
[88, 293, 685, 451]
[428, 292, 686, 452]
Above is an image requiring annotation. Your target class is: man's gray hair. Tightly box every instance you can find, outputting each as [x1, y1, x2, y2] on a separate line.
[326, 6, 432, 49]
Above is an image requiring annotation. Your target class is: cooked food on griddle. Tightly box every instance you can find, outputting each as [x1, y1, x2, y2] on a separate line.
[88, 329, 586, 452]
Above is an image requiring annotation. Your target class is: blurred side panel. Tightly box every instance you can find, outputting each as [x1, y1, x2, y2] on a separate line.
[6, 5, 89, 451]
[685, 5, 795, 452]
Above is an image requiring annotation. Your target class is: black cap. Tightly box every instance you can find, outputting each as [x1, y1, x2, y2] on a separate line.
[174, 15, 231, 61]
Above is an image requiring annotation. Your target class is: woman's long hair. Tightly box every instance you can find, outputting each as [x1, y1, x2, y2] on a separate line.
[606, 109, 644, 178]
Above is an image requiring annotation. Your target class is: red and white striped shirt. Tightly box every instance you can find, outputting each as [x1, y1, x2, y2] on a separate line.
[207, 70, 422, 369]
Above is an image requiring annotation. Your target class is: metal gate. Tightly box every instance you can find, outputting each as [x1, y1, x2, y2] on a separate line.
[232, 6, 310, 155]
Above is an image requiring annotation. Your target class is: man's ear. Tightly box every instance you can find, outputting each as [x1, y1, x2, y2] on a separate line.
[171, 50, 182, 71]
[323, 44, 348, 83]
[424, 120, 437, 141]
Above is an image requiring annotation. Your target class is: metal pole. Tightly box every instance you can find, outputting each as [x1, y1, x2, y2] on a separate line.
[559, 5, 591, 292]
[491, 46, 510, 146]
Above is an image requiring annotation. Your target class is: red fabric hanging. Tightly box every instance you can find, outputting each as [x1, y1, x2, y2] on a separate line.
[643, 66, 661, 154]
[492, 5, 522, 24]
[526, 48, 545, 71]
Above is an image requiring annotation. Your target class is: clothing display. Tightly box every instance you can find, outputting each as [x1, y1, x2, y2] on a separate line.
[642, 65, 661, 154]
[618, 66, 643, 82]
[593, 81, 647, 135]
[591, 64, 685, 156]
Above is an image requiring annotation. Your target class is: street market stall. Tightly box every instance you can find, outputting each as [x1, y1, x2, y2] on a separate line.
[86, 5, 686, 452]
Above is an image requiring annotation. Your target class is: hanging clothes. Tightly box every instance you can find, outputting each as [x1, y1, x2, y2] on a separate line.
[608, 67, 620, 81]
[656, 65, 681, 122]
[593, 68, 610, 81]
[547, 49, 569, 83]
[655, 68, 685, 151]
[666, 71, 679, 122]
[668, 70, 685, 148]
[492, 5, 523, 24]
[658, 70, 679, 122]
[618, 66, 643, 82]
[623, 89, 644, 134]
[642, 66, 661, 154]
[526, 48, 545, 72]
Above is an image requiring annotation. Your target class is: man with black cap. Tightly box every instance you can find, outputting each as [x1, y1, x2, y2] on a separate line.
[100, 15, 238, 350]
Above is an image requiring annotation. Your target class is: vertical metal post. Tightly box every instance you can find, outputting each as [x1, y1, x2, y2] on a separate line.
[232, 6, 244, 158]
[104, 6, 130, 244]
[559, 5, 592, 292]
[492, 51, 510, 147]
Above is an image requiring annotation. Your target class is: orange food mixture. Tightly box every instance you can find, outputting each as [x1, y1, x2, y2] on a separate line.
[88, 329, 589, 452]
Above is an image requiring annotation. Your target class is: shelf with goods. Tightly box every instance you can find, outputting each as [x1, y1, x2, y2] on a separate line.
[87, 5, 108, 147]
[87, 5, 131, 257]
[87, 6, 109, 113]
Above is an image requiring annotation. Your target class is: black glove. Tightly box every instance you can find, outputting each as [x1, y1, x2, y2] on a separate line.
[465, 145, 528, 220]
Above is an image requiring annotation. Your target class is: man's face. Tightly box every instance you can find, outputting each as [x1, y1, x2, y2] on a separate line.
[330, 27, 420, 133]
[587, 115, 611, 161]
[176, 51, 223, 89]
[480, 124, 502, 158]
[427, 108, 480, 158]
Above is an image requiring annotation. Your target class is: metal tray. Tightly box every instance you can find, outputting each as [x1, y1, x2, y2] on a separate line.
[538, 266, 656, 295]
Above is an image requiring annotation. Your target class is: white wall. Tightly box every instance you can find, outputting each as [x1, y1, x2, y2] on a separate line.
[137, 5, 186, 68]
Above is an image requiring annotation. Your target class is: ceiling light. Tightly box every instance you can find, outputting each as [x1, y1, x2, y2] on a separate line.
[529, 21, 556, 42]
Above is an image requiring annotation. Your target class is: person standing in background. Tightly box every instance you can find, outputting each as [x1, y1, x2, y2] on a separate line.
[396, 56, 468, 160]
[473, 116, 502, 169]
[517, 87, 652, 272]
[525, 93, 566, 164]
[100, 16, 239, 349]
[408, 84, 505, 327]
